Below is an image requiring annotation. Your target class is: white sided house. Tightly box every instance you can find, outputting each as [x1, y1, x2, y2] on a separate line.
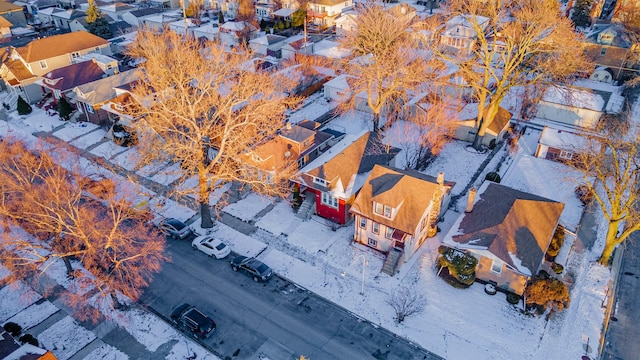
[534, 127, 589, 163]
[351, 165, 454, 276]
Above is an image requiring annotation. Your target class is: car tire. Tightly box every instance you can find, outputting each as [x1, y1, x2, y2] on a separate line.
[232, 266, 239, 272]
[192, 245, 197, 250]
[253, 276, 259, 282]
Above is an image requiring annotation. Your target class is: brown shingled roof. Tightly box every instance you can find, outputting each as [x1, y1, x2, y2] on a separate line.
[452, 183, 564, 276]
[0, 1, 22, 12]
[4, 59, 36, 82]
[351, 165, 454, 234]
[16, 31, 109, 63]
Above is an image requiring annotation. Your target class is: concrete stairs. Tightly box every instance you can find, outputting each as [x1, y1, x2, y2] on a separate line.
[296, 195, 315, 220]
[381, 247, 404, 276]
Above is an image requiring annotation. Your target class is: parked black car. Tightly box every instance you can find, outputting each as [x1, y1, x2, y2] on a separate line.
[171, 303, 216, 339]
[159, 218, 194, 239]
[230, 256, 274, 282]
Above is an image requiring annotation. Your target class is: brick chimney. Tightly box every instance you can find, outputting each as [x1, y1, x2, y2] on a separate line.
[465, 187, 476, 213]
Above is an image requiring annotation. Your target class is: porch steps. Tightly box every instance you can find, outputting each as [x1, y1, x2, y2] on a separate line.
[2, 92, 18, 111]
[381, 247, 404, 276]
[296, 195, 315, 221]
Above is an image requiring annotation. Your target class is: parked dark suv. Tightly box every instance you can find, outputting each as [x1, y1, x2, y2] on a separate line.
[230, 256, 274, 282]
[171, 304, 216, 339]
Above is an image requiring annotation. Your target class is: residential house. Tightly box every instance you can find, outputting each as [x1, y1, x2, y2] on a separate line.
[69, 68, 139, 125]
[0, 16, 11, 37]
[275, 64, 335, 97]
[442, 182, 564, 296]
[36, 6, 64, 27]
[439, 14, 489, 54]
[121, 7, 164, 28]
[292, 131, 400, 224]
[334, 10, 356, 36]
[192, 21, 219, 40]
[589, 66, 615, 84]
[272, 7, 295, 23]
[583, 23, 639, 80]
[36, 59, 107, 106]
[351, 165, 454, 275]
[249, 34, 287, 57]
[0, 31, 111, 104]
[219, 20, 259, 46]
[387, 2, 416, 21]
[50, 9, 86, 30]
[242, 121, 341, 183]
[534, 127, 589, 163]
[323, 73, 352, 102]
[138, 12, 181, 32]
[255, 0, 276, 20]
[0, 1, 27, 28]
[100, 2, 136, 22]
[307, 0, 352, 28]
[450, 102, 512, 147]
[280, 34, 312, 60]
[532, 80, 624, 131]
[0, 331, 56, 360]
[312, 39, 350, 61]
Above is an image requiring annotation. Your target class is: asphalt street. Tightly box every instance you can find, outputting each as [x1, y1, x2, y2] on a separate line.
[601, 230, 640, 360]
[139, 236, 443, 360]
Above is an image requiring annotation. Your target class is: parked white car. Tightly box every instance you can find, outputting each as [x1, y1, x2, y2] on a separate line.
[191, 235, 231, 259]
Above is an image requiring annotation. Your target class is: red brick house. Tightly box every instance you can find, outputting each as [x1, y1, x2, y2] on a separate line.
[291, 131, 400, 224]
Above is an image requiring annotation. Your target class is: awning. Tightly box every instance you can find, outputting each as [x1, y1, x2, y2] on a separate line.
[273, 8, 295, 17]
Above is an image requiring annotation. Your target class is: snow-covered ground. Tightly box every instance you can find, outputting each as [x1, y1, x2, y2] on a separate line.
[0, 91, 613, 360]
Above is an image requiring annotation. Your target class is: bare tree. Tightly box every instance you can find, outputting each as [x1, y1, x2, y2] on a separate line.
[433, 0, 591, 149]
[125, 30, 297, 228]
[337, 1, 442, 132]
[387, 286, 426, 323]
[0, 138, 167, 321]
[570, 116, 640, 265]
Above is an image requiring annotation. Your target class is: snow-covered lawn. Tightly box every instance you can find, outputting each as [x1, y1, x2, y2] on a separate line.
[6, 300, 59, 331]
[38, 316, 97, 360]
[118, 308, 180, 352]
[222, 193, 273, 222]
[82, 344, 129, 360]
[0, 281, 42, 323]
[51, 122, 100, 142]
[89, 140, 130, 161]
[69, 128, 106, 149]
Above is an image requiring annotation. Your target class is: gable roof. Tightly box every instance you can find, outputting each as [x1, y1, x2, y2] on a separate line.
[0, 16, 12, 27]
[295, 131, 400, 198]
[447, 182, 564, 276]
[2, 58, 36, 83]
[72, 68, 140, 105]
[51, 9, 86, 20]
[16, 31, 109, 63]
[351, 165, 454, 234]
[0, 2, 22, 12]
[39, 60, 105, 91]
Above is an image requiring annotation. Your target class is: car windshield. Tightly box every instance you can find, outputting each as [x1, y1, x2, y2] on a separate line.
[215, 242, 226, 250]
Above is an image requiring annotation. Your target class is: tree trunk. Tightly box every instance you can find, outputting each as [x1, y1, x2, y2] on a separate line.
[472, 123, 485, 149]
[598, 222, 622, 265]
[63, 256, 74, 276]
[372, 112, 380, 133]
[200, 200, 214, 228]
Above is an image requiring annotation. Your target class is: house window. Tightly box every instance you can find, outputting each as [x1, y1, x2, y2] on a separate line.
[321, 192, 338, 208]
[84, 103, 94, 114]
[359, 217, 366, 229]
[385, 227, 394, 239]
[372, 222, 379, 234]
[600, 48, 607, 56]
[39, 60, 48, 69]
[71, 52, 80, 59]
[559, 150, 573, 160]
[374, 202, 392, 218]
[367, 238, 377, 247]
[313, 177, 327, 186]
[490, 260, 502, 274]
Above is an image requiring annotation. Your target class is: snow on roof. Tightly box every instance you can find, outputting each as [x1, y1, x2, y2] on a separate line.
[573, 79, 624, 114]
[542, 86, 606, 112]
[221, 21, 246, 31]
[538, 127, 588, 149]
[273, 8, 295, 17]
[193, 22, 219, 35]
[323, 73, 352, 90]
[313, 39, 350, 59]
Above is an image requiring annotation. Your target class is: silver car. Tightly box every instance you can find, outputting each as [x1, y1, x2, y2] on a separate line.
[159, 218, 193, 239]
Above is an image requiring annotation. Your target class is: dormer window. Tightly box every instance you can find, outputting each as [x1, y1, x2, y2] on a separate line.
[374, 202, 392, 218]
[313, 177, 327, 186]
